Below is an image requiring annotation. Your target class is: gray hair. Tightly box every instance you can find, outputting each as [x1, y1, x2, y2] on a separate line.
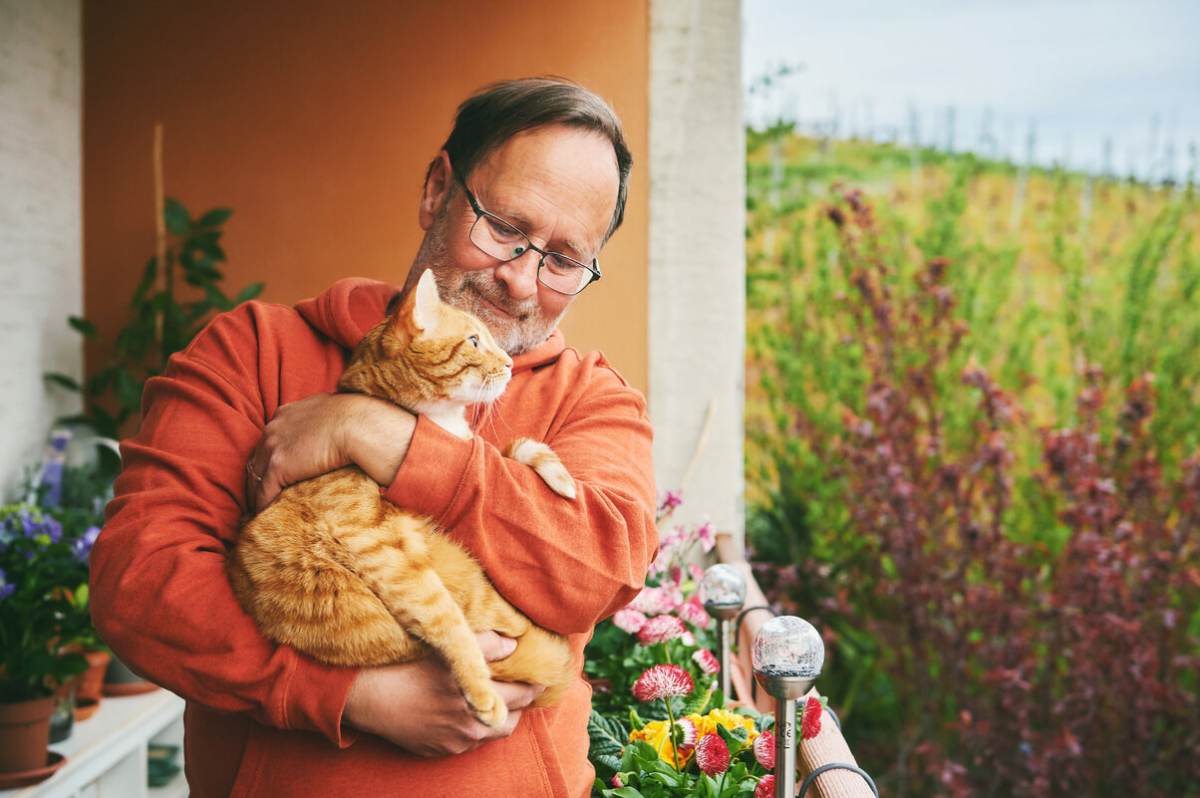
[434, 77, 632, 241]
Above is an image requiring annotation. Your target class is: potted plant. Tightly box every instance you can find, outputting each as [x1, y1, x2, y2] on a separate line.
[0, 505, 88, 784]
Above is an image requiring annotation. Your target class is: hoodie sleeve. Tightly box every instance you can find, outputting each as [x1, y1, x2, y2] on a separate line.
[382, 359, 658, 636]
[88, 304, 359, 747]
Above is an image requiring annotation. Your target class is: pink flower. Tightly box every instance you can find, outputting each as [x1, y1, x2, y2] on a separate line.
[632, 664, 695, 702]
[696, 520, 717, 553]
[613, 608, 648, 634]
[675, 717, 698, 756]
[660, 489, 683, 511]
[755, 774, 776, 798]
[754, 730, 775, 769]
[630, 585, 682, 615]
[677, 595, 712, 629]
[802, 696, 823, 740]
[637, 615, 688, 645]
[689, 563, 705, 582]
[610, 774, 623, 788]
[692, 649, 720, 675]
[681, 630, 695, 646]
[694, 733, 730, 775]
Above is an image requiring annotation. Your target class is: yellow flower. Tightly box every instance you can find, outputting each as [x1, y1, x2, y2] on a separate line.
[685, 708, 760, 747]
[629, 719, 693, 767]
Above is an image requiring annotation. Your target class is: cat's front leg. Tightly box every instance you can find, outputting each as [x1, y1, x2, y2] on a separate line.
[503, 438, 576, 499]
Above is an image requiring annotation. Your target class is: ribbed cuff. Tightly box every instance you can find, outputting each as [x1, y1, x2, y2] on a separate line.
[381, 414, 475, 522]
[280, 654, 360, 749]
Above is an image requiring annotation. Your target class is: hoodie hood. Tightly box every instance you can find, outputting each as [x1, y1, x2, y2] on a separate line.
[294, 277, 566, 373]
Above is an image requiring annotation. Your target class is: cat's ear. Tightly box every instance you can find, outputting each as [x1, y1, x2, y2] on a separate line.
[400, 269, 441, 333]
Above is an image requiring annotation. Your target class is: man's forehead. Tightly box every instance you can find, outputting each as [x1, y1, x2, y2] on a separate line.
[469, 126, 618, 249]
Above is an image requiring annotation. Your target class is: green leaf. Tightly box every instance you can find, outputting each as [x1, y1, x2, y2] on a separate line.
[204, 284, 233, 312]
[68, 315, 98, 339]
[605, 787, 646, 798]
[198, 207, 233, 228]
[44, 372, 80, 391]
[131, 257, 158, 308]
[113, 368, 142, 412]
[164, 198, 191, 236]
[234, 282, 264, 304]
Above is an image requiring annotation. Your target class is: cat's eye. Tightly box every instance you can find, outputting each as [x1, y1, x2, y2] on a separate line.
[468, 334, 480, 348]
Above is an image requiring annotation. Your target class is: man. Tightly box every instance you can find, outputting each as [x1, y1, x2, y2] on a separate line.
[89, 78, 657, 798]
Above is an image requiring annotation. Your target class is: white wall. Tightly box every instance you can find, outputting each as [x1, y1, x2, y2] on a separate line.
[648, 0, 746, 549]
[0, 0, 82, 500]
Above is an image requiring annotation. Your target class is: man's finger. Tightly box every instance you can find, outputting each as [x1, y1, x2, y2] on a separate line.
[477, 631, 517, 661]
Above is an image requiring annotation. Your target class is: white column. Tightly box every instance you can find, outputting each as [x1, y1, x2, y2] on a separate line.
[648, 0, 746, 550]
[0, 0, 82, 499]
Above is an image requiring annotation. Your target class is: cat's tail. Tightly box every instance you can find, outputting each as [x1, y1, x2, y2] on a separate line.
[504, 438, 576, 500]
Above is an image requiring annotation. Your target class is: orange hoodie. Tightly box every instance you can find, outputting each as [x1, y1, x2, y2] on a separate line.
[89, 278, 658, 798]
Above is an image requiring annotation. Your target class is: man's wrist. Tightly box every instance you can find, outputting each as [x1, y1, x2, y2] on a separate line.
[341, 394, 415, 486]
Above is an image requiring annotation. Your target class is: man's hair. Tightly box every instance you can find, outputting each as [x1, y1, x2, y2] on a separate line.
[435, 77, 632, 242]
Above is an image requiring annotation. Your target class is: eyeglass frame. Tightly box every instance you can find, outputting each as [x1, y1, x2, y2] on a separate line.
[451, 170, 602, 296]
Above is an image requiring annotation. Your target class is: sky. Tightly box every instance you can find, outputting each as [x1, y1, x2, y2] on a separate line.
[743, 0, 1200, 180]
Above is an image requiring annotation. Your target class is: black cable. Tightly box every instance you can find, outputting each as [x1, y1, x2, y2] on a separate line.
[797, 762, 880, 798]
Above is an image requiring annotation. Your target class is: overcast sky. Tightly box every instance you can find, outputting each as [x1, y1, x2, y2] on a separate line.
[743, 0, 1200, 179]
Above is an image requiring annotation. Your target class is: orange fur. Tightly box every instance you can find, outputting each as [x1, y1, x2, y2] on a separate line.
[228, 271, 574, 728]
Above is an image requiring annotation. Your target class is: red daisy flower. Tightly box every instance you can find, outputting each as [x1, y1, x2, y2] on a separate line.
[631, 664, 695, 702]
[754, 729, 775, 769]
[801, 696, 823, 740]
[675, 716, 698, 756]
[692, 648, 720, 675]
[694, 733, 730, 776]
[755, 774, 776, 798]
[637, 615, 687, 645]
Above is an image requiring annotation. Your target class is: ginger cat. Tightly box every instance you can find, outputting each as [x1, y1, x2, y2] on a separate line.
[228, 270, 575, 729]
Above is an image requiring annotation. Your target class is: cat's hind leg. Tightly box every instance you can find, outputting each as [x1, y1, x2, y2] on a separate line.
[504, 438, 576, 499]
[341, 516, 508, 729]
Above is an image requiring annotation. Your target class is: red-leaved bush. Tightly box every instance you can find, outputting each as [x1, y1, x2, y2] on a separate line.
[752, 190, 1200, 796]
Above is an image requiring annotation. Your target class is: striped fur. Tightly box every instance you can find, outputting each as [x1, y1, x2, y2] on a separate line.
[229, 271, 575, 729]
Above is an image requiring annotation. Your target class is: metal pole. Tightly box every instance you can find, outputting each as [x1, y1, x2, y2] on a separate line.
[718, 617, 732, 699]
[774, 696, 797, 798]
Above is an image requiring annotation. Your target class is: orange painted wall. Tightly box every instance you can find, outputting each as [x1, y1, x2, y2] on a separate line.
[83, 1, 649, 392]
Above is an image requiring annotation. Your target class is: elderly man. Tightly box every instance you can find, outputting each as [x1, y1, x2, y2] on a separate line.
[90, 78, 657, 798]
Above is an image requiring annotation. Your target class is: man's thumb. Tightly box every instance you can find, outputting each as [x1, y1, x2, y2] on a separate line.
[479, 631, 518, 661]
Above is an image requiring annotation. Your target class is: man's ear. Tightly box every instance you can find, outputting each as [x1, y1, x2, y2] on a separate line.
[419, 150, 454, 231]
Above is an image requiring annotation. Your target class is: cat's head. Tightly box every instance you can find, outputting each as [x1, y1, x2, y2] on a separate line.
[338, 270, 514, 413]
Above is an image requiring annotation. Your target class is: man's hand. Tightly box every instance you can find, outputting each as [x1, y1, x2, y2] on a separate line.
[343, 632, 545, 757]
[246, 392, 416, 512]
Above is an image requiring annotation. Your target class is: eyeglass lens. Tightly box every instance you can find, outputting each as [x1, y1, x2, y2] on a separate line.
[469, 214, 593, 295]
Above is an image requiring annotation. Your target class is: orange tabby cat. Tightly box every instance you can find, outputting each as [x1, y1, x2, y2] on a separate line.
[228, 270, 575, 729]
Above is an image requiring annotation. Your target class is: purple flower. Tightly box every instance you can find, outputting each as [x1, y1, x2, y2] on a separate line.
[0, 567, 13, 601]
[72, 526, 101, 563]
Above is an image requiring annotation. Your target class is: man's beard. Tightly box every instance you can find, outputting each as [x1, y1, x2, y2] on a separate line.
[409, 207, 566, 356]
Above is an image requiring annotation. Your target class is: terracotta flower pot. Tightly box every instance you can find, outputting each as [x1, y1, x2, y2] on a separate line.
[0, 695, 55, 774]
[76, 649, 111, 703]
[73, 696, 100, 722]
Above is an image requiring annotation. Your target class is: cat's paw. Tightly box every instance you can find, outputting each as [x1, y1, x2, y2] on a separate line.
[506, 438, 577, 500]
[466, 685, 508, 729]
[535, 462, 576, 500]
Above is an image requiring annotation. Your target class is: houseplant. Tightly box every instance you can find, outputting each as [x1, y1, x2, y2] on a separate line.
[0, 505, 88, 778]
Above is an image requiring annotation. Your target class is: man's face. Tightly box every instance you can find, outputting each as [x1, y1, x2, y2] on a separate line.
[411, 124, 619, 355]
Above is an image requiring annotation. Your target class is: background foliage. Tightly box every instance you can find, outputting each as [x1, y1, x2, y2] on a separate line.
[744, 129, 1200, 796]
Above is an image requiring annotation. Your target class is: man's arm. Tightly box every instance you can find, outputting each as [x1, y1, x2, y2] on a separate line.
[89, 307, 358, 745]
[382, 367, 658, 636]
[252, 357, 658, 637]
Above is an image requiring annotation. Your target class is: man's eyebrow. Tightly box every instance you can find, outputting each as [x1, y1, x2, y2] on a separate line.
[493, 205, 589, 260]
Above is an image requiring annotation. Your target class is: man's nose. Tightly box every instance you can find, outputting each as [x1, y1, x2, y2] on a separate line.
[493, 249, 540, 301]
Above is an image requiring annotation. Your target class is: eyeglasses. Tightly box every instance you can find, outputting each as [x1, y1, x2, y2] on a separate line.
[454, 175, 602, 296]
